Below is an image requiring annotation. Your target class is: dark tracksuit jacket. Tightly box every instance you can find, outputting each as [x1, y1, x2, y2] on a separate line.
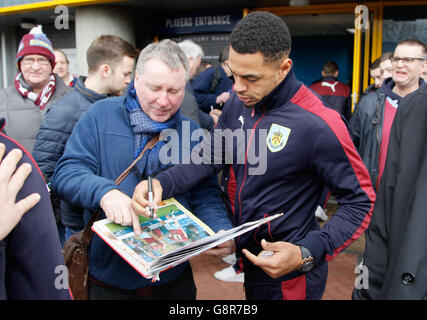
[156, 68, 375, 300]
[0, 118, 70, 300]
[310, 76, 351, 121]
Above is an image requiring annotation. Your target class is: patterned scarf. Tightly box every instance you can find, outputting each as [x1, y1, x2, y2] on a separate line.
[14, 72, 56, 111]
[125, 81, 180, 178]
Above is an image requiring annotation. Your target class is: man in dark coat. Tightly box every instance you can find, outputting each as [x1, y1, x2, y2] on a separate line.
[353, 83, 427, 300]
[191, 45, 234, 112]
[0, 118, 70, 299]
[177, 40, 219, 130]
[349, 39, 426, 191]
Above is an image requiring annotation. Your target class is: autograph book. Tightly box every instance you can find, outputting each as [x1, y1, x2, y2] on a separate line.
[92, 198, 283, 281]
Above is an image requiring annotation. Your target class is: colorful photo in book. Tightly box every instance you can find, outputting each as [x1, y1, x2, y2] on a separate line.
[104, 203, 211, 262]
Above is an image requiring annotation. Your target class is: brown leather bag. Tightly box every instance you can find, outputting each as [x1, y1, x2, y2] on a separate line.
[63, 135, 160, 300]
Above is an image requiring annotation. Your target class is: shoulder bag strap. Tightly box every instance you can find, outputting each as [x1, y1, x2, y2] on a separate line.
[115, 134, 160, 185]
[79, 134, 161, 246]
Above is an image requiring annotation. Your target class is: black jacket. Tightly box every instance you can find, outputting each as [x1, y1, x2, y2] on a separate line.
[349, 78, 402, 190]
[353, 85, 427, 300]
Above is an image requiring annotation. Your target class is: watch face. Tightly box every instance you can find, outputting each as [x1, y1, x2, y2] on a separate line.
[299, 246, 314, 272]
[301, 261, 315, 272]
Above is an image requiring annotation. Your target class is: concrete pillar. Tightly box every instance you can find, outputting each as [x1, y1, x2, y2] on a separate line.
[0, 27, 17, 88]
[75, 5, 135, 76]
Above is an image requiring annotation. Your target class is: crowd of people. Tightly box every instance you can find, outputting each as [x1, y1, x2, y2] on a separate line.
[0, 10, 426, 300]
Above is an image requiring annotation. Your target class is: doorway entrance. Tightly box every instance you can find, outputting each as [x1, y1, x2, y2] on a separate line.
[281, 12, 355, 87]
[252, 1, 427, 110]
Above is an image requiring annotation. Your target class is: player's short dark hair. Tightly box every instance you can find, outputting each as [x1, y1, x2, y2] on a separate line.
[230, 11, 292, 64]
[322, 61, 339, 75]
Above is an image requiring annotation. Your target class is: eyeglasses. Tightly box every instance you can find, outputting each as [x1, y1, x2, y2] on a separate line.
[390, 56, 425, 65]
[21, 57, 50, 66]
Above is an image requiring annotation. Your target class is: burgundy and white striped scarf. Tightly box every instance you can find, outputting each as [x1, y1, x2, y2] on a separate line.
[14, 72, 56, 110]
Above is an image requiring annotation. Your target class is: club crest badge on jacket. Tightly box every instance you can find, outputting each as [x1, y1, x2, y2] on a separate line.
[266, 123, 291, 152]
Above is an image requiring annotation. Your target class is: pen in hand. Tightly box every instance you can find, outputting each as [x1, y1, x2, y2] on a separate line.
[148, 176, 154, 219]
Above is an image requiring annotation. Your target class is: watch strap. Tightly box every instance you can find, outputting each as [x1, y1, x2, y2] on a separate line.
[298, 245, 314, 271]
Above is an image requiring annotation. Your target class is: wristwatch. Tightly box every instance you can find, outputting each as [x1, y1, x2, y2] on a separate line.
[298, 245, 315, 272]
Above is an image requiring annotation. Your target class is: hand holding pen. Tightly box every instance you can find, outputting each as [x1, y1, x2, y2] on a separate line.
[215, 92, 230, 106]
[131, 176, 163, 219]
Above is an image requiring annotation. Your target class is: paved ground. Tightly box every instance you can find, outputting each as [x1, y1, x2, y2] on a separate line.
[191, 250, 360, 300]
[191, 199, 365, 300]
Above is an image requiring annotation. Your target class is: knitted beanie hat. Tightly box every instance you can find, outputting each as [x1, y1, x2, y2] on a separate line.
[16, 25, 55, 70]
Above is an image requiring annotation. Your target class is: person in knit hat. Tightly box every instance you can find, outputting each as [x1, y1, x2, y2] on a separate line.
[0, 25, 70, 153]
[16, 25, 56, 70]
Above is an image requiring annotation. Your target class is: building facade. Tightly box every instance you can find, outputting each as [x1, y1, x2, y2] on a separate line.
[1, 0, 426, 102]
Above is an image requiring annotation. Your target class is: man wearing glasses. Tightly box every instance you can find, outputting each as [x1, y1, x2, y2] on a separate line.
[0, 25, 70, 153]
[349, 39, 426, 191]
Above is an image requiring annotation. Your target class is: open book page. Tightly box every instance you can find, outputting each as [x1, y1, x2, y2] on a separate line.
[92, 198, 215, 278]
[92, 197, 284, 280]
[148, 213, 283, 274]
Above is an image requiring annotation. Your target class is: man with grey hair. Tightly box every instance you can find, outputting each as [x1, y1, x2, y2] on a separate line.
[178, 39, 219, 129]
[51, 39, 233, 299]
[177, 40, 204, 79]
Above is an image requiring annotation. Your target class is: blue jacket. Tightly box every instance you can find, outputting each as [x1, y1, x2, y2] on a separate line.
[0, 119, 70, 300]
[192, 66, 234, 112]
[33, 78, 110, 229]
[157, 68, 376, 285]
[51, 97, 232, 290]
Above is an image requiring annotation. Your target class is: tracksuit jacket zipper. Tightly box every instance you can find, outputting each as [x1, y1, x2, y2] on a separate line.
[236, 106, 267, 245]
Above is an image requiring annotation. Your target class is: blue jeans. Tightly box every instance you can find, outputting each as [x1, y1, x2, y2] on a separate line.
[64, 226, 82, 242]
[57, 222, 65, 247]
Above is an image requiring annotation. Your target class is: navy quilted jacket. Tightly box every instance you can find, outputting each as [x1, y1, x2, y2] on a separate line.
[33, 78, 109, 229]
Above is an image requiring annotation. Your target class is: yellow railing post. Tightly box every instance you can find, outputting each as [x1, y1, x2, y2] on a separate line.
[376, 4, 384, 60]
[362, 18, 371, 92]
[351, 21, 362, 112]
